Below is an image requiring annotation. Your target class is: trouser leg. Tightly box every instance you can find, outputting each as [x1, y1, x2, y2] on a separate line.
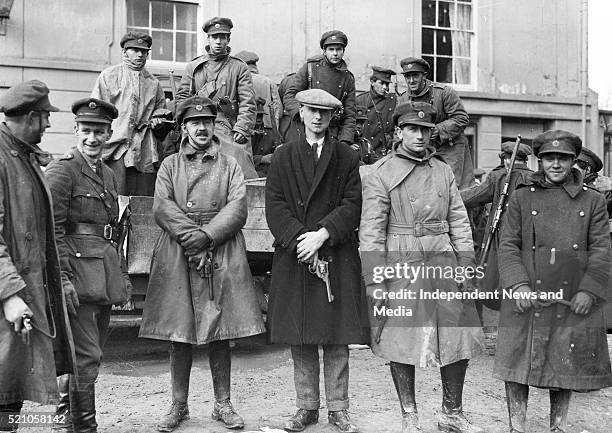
[170, 342, 192, 404]
[322, 344, 349, 412]
[290, 344, 320, 410]
[440, 359, 468, 414]
[390, 362, 417, 414]
[549, 389, 571, 431]
[0, 401, 23, 432]
[52, 374, 74, 432]
[504, 381, 528, 433]
[209, 340, 231, 403]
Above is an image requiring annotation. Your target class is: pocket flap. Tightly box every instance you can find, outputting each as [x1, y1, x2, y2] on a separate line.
[67, 237, 108, 258]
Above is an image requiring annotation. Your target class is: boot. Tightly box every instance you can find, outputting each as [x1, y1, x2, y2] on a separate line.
[549, 389, 571, 433]
[390, 362, 421, 432]
[328, 410, 359, 433]
[211, 399, 244, 429]
[284, 409, 319, 432]
[0, 401, 22, 432]
[157, 402, 189, 432]
[157, 342, 192, 432]
[209, 341, 244, 429]
[505, 382, 528, 433]
[437, 360, 483, 433]
[69, 381, 97, 433]
[52, 374, 74, 432]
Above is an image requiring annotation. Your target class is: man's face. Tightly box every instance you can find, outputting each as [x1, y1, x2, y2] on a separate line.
[208, 33, 230, 54]
[27, 111, 51, 145]
[398, 124, 431, 154]
[323, 44, 345, 65]
[123, 47, 148, 68]
[183, 117, 215, 149]
[75, 121, 112, 160]
[540, 153, 574, 184]
[403, 72, 427, 93]
[371, 79, 389, 97]
[299, 105, 332, 137]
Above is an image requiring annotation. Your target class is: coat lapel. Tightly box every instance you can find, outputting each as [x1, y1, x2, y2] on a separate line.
[306, 136, 335, 209]
[75, 151, 105, 188]
[291, 137, 315, 206]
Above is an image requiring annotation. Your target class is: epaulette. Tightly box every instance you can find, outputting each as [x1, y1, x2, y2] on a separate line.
[59, 152, 75, 161]
[306, 54, 324, 62]
[190, 54, 205, 62]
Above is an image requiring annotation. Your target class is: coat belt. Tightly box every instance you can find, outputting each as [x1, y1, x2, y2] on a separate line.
[387, 221, 449, 237]
[66, 222, 119, 242]
[186, 211, 218, 225]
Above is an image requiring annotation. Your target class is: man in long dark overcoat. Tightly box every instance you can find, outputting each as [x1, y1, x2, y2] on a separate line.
[266, 89, 368, 433]
[497, 130, 612, 433]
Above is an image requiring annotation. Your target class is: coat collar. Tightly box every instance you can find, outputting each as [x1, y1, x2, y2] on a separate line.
[406, 79, 434, 99]
[0, 122, 53, 166]
[384, 146, 437, 191]
[73, 149, 105, 187]
[180, 136, 220, 160]
[526, 169, 585, 198]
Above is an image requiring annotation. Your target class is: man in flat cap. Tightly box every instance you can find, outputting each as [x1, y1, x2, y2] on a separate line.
[45, 98, 132, 432]
[281, 30, 356, 150]
[139, 96, 264, 432]
[398, 56, 474, 190]
[0, 80, 76, 433]
[92, 31, 168, 196]
[355, 66, 397, 163]
[266, 89, 368, 433]
[360, 101, 483, 433]
[496, 130, 612, 433]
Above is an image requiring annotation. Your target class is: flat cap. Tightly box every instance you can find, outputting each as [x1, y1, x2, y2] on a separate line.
[577, 147, 603, 173]
[371, 66, 396, 83]
[355, 105, 368, 121]
[203, 17, 233, 35]
[72, 98, 118, 124]
[176, 96, 217, 124]
[393, 101, 435, 128]
[0, 80, 59, 115]
[500, 140, 532, 158]
[400, 57, 430, 74]
[296, 89, 342, 111]
[120, 31, 152, 50]
[533, 130, 581, 157]
[473, 168, 486, 177]
[320, 30, 348, 49]
[234, 50, 259, 65]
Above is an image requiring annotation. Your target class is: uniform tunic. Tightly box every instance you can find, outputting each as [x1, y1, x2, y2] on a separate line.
[355, 89, 396, 161]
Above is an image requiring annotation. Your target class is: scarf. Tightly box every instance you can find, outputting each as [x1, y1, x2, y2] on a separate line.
[205, 45, 231, 61]
[122, 51, 145, 71]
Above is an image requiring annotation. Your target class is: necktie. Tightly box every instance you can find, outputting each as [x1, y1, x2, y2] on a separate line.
[312, 142, 319, 164]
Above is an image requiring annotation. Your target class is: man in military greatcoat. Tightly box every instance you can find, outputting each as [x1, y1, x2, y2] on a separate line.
[45, 98, 132, 432]
[497, 130, 612, 433]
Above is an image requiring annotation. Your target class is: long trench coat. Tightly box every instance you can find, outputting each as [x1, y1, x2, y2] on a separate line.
[495, 170, 612, 390]
[359, 147, 483, 367]
[0, 123, 75, 405]
[265, 133, 369, 345]
[139, 138, 265, 344]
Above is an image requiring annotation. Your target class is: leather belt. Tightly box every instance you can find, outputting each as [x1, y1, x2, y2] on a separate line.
[67, 222, 119, 242]
[387, 221, 449, 237]
[186, 211, 218, 226]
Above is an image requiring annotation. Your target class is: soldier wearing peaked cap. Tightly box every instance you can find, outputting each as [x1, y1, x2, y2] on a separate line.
[0, 80, 76, 433]
[360, 101, 484, 433]
[574, 147, 612, 216]
[44, 97, 133, 433]
[398, 56, 475, 190]
[496, 130, 612, 433]
[266, 88, 368, 433]
[351, 105, 374, 164]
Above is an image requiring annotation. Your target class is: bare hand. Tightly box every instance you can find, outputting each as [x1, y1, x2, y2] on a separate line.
[188, 251, 208, 273]
[296, 228, 329, 262]
[260, 154, 273, 165]
[150, 117, 165, 129]
[233, 132, 247, 144]
[2, 294, 33, 333]
[571, 291, 594, 315]
[350, 144, 360, 152]
[513, 285, 535, 314]
[179, 230, 210, 255]
[63, 279, 80, 317]
[430, 127, 440, 142]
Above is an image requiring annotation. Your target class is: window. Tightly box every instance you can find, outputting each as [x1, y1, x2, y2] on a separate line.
[422, 0, 474, 86]
[126, 0, 198, 62]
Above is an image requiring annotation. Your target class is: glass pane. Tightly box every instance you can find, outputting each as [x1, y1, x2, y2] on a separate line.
[176, 3, 198, 31]
[151, 30, 173, 61]
[126, 0, 149, 27]
[422, 28, 434, 55]
[176, 32, 197, 62]
[422, 56, 435, 81]
[454, 3, 472, 30]
[438, 1, 451, 28]
[454, 58, 471, 84]
[436, 30, 452, 56]
[152, 0, 173, 30]
[436, 57, 452, 83]
[422, 0, 436, 26]
[452, 31, 471, 56]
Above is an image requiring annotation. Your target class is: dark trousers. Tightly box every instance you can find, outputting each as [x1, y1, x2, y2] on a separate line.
[71, 304, 112, 385]
[107, 158, 156, 196]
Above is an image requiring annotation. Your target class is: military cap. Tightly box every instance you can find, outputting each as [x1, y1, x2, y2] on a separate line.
[371, 66, 396, 83]
[400, 57, 430, 74]
[175, 96, 217, 124]
[533, 130, 582, 157]
[355, 105, 368, 121]
[500, 140, 532, 158]
[296, 89, 342, 111]
[203, 17, 233, 35]
[120, 31, 152, 50]
[234, 50, 259, 65]
[319, 30, 348, 49]
[0, 80, 59, 115]
[393, 101, 435, 128]
[72, 98, 118, 124]
[576, 147, 603, 173]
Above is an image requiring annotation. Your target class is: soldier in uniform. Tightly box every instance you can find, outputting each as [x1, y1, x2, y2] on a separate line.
[92, 31, 169, 196]
[398, 57, 475, 189]
[281, 30, 356, 148]
[0, 81, 75, 433]
[139, 96, 265, 431]
[355, 66, 397, 162]
[574, 147, 612, 216]
[496, 130, 612, 433]
[45, 98, 132, 433]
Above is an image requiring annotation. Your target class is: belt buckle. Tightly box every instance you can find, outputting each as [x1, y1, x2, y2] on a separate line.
[414, 222, 423, 237]
[103, 224, 114, 240]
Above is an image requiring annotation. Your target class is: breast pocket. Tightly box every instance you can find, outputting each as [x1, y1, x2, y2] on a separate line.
[71, 187, 105, 222]
[67, 237, 108, 303]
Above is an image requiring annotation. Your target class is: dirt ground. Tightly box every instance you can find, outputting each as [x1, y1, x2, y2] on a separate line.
[18, 329, 612, 433]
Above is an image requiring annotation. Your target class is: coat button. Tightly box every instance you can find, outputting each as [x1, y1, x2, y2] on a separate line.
[579, 211, 585, 217]
[297, 200, 303, 207]
[211, 201, 217, 207]
[186, 201, 193, 208]
[316, 81, 320, 84]
[530, 187, 535, 192]
[583, 186, 588, 191]
[557, 314, 562, 319]
[10, 150, 19, 157]
[410, 197, 416, 202]
[532, 246, 536, 250]
[86, 193, 91, 197]
[562, 280, 568, 285]
[573, 244, 579, 250]
[534, 312, 540, 317]
[536, 279, 542, 284]
[570, 343, 575, 348]
[25, 232, 33, 241]
[338, 85, 342, 88]
[76, 252, 82, 258]
[531, 210, 538, 215]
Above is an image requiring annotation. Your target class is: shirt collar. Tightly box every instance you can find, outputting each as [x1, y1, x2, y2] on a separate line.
[306, 136, 325, 148]
[182, 137, 219, 160]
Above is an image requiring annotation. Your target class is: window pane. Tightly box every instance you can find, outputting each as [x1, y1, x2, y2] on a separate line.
[452, 31, 471, 57]
[151, 30, 173, 61]
[422, 56, 435, 81]
[454, 3, 472, 30]
[176, 32, 197, 62]
[422, 28, 434, 55]
[436, 57, 452, 83]
[422, 0, 436, 26]
[152, 0, 173, 30]
[436, 30, 452, 56]
[437, 1, 451, 28]
[176, 3, 198, 31]
[454, 58, 471, 85]
[127, 0, 149, 27]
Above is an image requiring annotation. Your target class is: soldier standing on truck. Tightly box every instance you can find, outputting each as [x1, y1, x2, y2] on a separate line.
[139, 96, 265, 432]
[45, 98, 132, 432]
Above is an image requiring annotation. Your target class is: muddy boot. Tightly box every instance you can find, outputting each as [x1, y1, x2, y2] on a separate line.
[549, 389, 571, 433]
[157, 342, 192, 432]
[504, 381, 528, 433]
[0, 401, 23, 432]
[211, 399, 245, 429]
[209, 340, 244, 429]
[390, 362, 421, 432]
[157, 402, 189, 432]
[437, 360, 483, 433]
[52, 374, 74, 432]
[69, 381, 97, 433]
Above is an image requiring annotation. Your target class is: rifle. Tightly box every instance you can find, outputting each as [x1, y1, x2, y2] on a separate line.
[477, 135, 522, 270]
